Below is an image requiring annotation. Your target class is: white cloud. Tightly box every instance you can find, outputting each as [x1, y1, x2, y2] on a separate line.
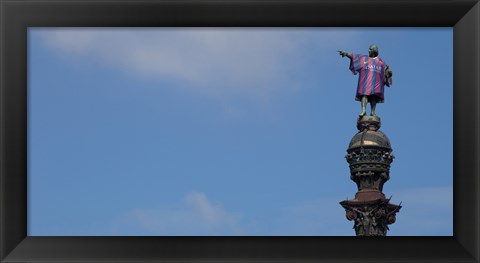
[111, 191, 242, 235]
[109, 187, 452, 236]
[37, 28, 358, 101]
[110, 194, 355, 236]
[184, 191, 238, 226]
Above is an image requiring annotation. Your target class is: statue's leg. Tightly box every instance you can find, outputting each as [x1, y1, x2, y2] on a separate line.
[370, 97, 377, 116]
[359, 96, 367, 117]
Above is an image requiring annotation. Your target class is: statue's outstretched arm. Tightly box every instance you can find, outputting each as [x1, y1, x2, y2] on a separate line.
[337, 50, 352, 59]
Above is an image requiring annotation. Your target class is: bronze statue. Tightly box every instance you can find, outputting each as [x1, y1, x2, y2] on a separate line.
[338, 45, 393, 117]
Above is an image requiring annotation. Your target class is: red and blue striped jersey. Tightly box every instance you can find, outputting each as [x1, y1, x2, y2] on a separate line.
[349, 54, 388, 101]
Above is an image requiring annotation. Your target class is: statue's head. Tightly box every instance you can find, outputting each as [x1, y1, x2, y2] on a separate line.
[368, 44, 379, 57]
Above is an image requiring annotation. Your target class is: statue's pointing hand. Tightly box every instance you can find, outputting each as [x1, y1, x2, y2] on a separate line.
[338, 50, 352, 59]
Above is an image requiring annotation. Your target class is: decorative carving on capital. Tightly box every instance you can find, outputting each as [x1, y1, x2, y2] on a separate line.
[341, 200, 401, 236]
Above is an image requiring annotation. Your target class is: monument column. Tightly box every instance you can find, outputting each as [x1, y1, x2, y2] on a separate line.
[337, 44, 400, 236]
[340, 116, 401, 236]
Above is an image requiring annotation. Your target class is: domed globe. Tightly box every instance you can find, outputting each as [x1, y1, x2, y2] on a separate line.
[345, 116, 395, 194]
[348, 129, 392, 150]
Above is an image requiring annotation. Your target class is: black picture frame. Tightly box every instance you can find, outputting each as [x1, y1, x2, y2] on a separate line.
[1, 0, 479, 262]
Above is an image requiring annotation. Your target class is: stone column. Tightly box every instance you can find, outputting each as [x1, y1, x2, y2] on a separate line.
[340, 116, 401, 236]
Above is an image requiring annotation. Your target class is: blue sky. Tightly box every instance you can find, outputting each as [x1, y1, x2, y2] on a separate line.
[28, 28, 453, 236]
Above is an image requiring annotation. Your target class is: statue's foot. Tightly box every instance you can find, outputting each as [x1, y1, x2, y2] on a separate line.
[359, 111, 366, 117]
[370, 112, 376, 116]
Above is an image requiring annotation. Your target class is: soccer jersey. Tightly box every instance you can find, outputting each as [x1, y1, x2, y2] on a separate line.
[349, 54, 388, 102]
